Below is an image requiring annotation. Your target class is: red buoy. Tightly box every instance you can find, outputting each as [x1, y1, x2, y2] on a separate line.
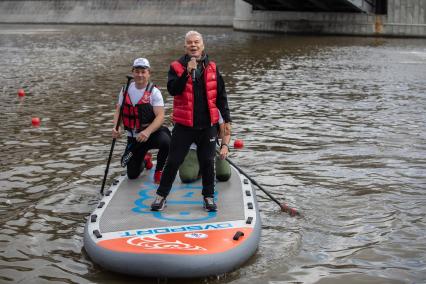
[31, 117, 41, 127]
[234, 139, 244, 149]
[18, 89, 25, 97]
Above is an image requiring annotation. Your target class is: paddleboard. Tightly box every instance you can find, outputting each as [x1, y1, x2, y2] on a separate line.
[84, 164, 261, 278]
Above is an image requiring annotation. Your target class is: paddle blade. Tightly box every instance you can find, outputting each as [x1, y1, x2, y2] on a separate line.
[280, 204, 301, 217]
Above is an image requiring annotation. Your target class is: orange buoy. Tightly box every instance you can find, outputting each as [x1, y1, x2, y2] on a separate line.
[18, 89, 25, 97]
[31, 117, 41, 127]
[234, 139, 244, 149]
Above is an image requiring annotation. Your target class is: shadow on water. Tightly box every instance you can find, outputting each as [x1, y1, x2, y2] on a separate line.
[0, 24, 426, 283]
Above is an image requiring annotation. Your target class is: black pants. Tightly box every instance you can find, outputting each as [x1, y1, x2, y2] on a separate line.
[157, 124, 217, 198]
[127, 126, 171, 179]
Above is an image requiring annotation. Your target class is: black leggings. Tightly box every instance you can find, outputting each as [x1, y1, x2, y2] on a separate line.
[127, 126, 171, 179]
[157, 124, 217, 198]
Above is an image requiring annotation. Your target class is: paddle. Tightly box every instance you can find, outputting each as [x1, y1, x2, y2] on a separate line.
[223, 155, 301, 217]
[100, 75, 133, 195]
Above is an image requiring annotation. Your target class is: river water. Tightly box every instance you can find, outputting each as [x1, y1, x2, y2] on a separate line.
[0, 24, 425, 284]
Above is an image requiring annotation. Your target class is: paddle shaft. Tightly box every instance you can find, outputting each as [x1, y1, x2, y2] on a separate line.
[224, 156, 300, 216]
[100, 75, 133, 195]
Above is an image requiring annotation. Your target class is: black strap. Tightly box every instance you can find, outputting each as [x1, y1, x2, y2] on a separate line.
[146, 81, 155, 94]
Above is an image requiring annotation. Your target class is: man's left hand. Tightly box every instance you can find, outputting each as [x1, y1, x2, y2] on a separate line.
[224, 122, 231, 136]
[219, 145, 229, 160]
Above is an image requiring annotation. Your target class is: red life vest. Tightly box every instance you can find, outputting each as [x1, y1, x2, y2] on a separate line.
[170, 60, 219, 127]
[122, 82, 156, 133]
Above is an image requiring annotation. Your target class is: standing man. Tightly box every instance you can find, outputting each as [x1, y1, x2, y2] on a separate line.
[151, 31, 231, 212]
[112, 58, 171, 183]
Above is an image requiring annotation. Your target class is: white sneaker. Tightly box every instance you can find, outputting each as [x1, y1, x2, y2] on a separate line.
[151, 194, 166, 211]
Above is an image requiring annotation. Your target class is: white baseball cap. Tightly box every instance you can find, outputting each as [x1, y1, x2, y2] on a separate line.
[133, 58, 150, 69]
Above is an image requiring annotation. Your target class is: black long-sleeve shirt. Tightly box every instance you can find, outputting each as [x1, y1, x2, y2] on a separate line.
[167, 54, 231, 129]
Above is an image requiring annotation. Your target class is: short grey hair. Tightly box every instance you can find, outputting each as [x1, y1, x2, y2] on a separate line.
[185, 30, 203, 43]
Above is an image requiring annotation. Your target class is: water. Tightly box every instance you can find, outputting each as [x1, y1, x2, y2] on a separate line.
[0, 24, 425, 284]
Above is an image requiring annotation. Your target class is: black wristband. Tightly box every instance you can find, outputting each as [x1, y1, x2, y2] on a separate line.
[220, 144, 230, 151]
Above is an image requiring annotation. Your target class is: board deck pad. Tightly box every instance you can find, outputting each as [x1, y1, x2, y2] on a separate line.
[100, 167, 245, 232]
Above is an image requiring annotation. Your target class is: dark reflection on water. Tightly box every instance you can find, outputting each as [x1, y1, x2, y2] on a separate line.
[0, 24, 425, 283]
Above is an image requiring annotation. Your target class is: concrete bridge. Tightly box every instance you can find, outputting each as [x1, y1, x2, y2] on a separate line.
[235, 0, 425, 37]
[243, 0, 378, 13]
[0, 0, 424, 37]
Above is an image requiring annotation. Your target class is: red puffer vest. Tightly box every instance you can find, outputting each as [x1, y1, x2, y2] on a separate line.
[170, 60, 219, 127]
[122, 82, 156, 132]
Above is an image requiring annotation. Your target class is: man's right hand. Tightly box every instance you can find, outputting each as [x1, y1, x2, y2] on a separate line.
[187, 57, 197, 73]
[112, 127, 121, 138]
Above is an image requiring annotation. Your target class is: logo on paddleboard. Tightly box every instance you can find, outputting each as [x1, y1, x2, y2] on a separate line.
[132, 181, 218, 222]
[184, 232, 208, 239]
[127, 236, 206, 251]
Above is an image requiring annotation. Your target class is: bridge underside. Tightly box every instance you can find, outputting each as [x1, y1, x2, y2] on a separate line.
[244, 0, 375, 13]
